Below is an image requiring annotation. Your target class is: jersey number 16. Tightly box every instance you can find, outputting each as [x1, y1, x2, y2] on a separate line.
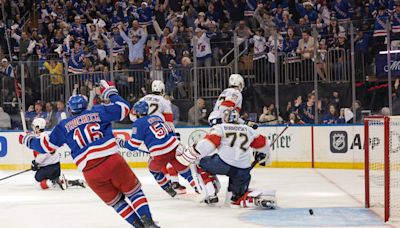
[73, 123, 104, 149]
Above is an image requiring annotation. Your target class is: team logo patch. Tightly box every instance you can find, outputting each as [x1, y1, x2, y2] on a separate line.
[231, 94, 238, 101]
[188, 130, 207, 146]
[330, 131, 348, 153]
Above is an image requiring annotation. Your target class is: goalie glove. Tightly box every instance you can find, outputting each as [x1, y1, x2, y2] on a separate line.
[19, 133, 35, 148]
[99, 80, 118, 100]
[176, 145, 200, 166]
[254, 151, 271, 165]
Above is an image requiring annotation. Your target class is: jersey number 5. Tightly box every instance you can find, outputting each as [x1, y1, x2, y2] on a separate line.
[225, 132, 249, 151]
[150, 122, 172, 139]
[73, 123, 104, 149]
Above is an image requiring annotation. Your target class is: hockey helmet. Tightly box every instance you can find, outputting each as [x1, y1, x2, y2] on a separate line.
[67, 94, 88, 115]
[32, 118, 46, 131]
[133, 101, 149, 116]
[228, 74, 244, 92]
[151, 80, 165, 94]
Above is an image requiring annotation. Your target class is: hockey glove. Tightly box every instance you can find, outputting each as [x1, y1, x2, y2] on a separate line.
[31, 160, 39, 171]
[19, 133, 35, 148]
[255, 151, 271, 166]
[99, 80, 118, 100]
[246, 121, 259, 130]
[115, 137, 126, 149]
[176, 145, 200, 167]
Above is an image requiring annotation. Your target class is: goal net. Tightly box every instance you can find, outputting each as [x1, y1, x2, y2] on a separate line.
[365, 116, 400, 222]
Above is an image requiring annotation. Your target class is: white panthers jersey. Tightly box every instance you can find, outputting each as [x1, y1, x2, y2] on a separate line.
[196, 123, 268, 169]
[195, 33, 212, 58]
[213, 88, 243, 112]
[34, 133, 60, 167]
[139, 94, 173, 124]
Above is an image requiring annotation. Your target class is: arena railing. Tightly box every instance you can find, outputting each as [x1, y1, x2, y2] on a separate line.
[190, 65, 232, 99]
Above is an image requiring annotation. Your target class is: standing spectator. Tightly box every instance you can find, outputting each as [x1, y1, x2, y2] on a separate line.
[302, 1, 318, 24]
[235, 20, 253, 43]
[45, 102, 56, 129]
[137, 2, 154, 28]
[323, 104, 339, 124]
[119, 24, 148, 69]
[55, 101, 67, 124]
[0, 58, 14, 77]
[373, 6, 388, 52]
[67, 40, 84, 73]
[206, 3, 221, 23]
[326, 17, 345, 46]
[332, 0, 353, 23]
[283, 27, 299, 53]
[193, 28, 213, 67]
[298, 93, 316, 124]
[188, 98, 208, 126]
[209, 21, 222, 66]
[225, 0, 245, 28]
[0, 107, 11, 130]
[153, 18, 178, 47]
[254, 3, 276, 38]
[297, 30, 315, 59]
[129, 20, 145, 39]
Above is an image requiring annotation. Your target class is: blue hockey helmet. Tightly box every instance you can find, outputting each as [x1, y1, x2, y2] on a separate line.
[67, 95, 88, 114]
[133, 101, 149, 116]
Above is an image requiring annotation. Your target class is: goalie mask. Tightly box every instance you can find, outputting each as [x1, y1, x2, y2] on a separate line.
[223, 109, 239, 124]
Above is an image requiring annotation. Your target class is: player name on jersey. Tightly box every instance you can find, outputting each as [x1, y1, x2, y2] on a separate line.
[65, 113, 101, 132]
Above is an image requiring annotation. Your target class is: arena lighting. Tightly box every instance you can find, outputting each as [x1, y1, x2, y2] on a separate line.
[379, 50, 400, 54]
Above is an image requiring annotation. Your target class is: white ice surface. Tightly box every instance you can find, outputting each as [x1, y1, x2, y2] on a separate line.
[0, 168, 395, 228]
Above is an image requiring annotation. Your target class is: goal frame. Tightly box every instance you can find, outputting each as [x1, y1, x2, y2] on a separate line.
[364, 116, 390, 222]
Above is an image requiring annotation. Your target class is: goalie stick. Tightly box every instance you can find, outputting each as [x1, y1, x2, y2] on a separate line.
[0, 168, 32, 182]
[250, 124, 290, 170]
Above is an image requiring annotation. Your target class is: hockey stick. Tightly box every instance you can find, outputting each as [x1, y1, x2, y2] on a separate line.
[0, 168, 32, 182]
[250, 124, 290, 170]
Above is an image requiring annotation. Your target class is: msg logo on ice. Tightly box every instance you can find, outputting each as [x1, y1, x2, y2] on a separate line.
[0, 136, 7, 157]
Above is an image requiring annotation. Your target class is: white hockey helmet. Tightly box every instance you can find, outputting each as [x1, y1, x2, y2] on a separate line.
[151, 80, 165, 94]
[229, 74, 244, 92]
[32, 118, 46, 131]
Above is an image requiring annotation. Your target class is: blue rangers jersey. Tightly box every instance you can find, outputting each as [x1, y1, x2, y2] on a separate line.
[374, 13, 388, 37]
[27, 95, 130, 171]
[332, 0, 353, 20]
[125, 115, 179, 157]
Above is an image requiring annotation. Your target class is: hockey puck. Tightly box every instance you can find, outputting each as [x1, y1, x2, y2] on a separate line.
[309, 209, 314, 215]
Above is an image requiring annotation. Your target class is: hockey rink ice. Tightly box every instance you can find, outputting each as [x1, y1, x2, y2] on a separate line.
[0, 168, 394, 228]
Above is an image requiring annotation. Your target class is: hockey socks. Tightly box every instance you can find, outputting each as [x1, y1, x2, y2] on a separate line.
[112, 197, 142, 227]
[126, 189, 152, 220]
[150, 171, 176, 197]
[179, 169, 196, 189]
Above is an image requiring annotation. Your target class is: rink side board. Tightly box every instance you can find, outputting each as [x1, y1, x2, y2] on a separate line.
[0, 125, 365, 170]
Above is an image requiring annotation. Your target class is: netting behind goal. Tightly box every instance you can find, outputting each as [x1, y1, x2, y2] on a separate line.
[365, 116, 400, 222]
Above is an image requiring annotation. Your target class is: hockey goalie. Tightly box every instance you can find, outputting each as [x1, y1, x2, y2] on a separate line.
[176, 109, 277, 209]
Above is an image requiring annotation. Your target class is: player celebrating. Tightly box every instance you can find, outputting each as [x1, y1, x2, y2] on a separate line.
[121, 101, 196, 197]
[131, 80, 189, 193]
[30, 118, 85, 190]
[177, 109, 277, 209]
[20, 80, 159, 228]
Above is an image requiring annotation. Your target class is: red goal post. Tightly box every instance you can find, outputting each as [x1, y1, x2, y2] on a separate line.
[364, 116, 400, 222]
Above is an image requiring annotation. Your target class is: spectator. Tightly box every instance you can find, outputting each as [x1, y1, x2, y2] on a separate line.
[55, 101, 67, 124]
[25, 102, 47, 126]
[209, 21, 222, 66]
[323, 104, 339, 124]
[296, 30, 315, 59]
[153, 18, 178, 47]
[381, 107, 390, 116]
[0, 107, 11, 130]
[330, 92, 341, 110]
[298, 93, 316, 124]
[67, 39, 84, 73]
[283, 27, 299, 53]
[193, 28, 213, 67]
[235, 20, 252, 43]
[302, 1, 318, 24]
[0, 58, 14, 77]
[351, 100, 363, 123]
[194, 12, 211, 29]
[225, 0, 245, 28]
[259, 104, 282, 124]
[315, 40, 328, 80]
[119, 24, 148, 69]
[332, 0, 353, 22]
[44, 60, 63, 83]
[45, 102, 56, 129]
[254, 3, 276, 38]
[188, 98, 208, 126]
